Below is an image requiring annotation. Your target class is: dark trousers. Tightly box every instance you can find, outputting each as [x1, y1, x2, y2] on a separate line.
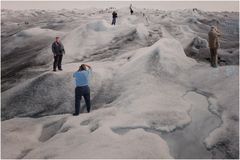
[75, 86, 91, 114]
[112, 18, 116, 25]
[210, 48, 218, 67]
[53, 55, 63, 70]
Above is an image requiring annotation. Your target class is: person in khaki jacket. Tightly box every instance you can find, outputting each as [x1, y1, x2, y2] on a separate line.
[208, 26, 221, 68]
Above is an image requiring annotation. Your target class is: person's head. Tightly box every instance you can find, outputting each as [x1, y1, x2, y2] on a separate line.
[78, 64, 86, 71]
[56, 37, 60, 42]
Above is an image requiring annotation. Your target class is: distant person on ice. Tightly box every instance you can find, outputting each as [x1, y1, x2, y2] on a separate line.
[130, 4, 134, 15]
[52, 37, 65, 71]
[112, 11, 118, 25]
[73, 64, 92, 116]
[208, 26, 221, 68]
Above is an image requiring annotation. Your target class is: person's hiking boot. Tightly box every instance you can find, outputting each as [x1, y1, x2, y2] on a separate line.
[211, 64, 217, 68]
[72, 113, 79, 116]
[212, 64, 217, 68]
[53, 69, 57, 72]
[58, 68, 63, 71]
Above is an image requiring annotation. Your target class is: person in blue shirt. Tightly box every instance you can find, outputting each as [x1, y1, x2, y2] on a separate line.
[73, 64, 92, 116]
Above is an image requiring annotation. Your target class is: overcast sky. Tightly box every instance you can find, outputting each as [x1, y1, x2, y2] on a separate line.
[1, 1, 239, 12]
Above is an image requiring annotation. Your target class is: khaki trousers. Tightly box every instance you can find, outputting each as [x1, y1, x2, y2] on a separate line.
[210, 48, 218, 67]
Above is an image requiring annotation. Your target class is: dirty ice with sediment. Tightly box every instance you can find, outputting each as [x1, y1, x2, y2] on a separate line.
[1, 7, 239, 159]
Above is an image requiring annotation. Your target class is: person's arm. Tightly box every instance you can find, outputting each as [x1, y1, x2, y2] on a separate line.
[84, 64, 92, 70]
[52, 43, 56, 56]
[215, 29, 221, 36]
[61, 42, 66, 54]
[84, 64, 92, 78]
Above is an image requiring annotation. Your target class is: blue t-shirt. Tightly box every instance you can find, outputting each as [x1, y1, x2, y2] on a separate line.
[73, 70, 91, 87]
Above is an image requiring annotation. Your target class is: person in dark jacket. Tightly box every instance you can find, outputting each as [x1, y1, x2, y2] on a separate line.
[73, 64, 92, 116]
[52, 37, 65, 71]
[112, 11, 118, 25]
[130, 4, 134, 15]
